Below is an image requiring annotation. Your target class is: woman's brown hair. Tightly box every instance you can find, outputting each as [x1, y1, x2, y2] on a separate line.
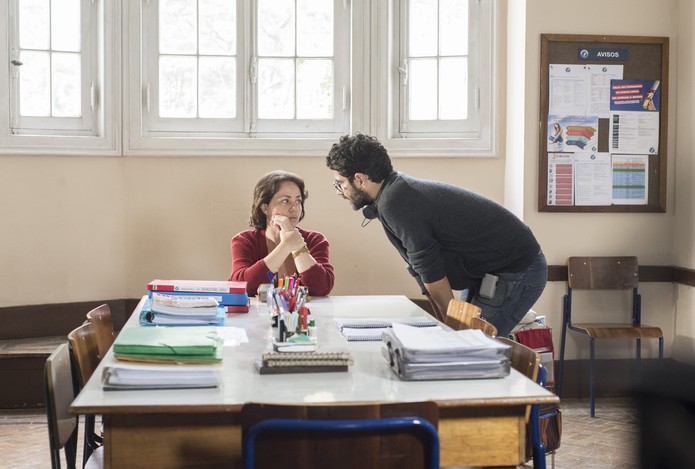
[249, 171, 308, 229]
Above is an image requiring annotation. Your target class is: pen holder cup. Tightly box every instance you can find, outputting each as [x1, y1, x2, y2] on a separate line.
[257, 283, 274, 304]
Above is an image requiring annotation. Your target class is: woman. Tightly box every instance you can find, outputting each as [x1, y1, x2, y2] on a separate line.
[230, 170, 335, 296]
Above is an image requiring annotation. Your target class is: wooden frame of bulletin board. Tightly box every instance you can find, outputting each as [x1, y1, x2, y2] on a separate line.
[539, 34, 669, 212]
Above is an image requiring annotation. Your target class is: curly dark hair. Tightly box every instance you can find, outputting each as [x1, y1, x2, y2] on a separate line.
[325, 134, 393, 182]
[249, 171, 308, 229]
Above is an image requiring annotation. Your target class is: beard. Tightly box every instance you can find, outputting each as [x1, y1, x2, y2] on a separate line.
[346, 185, 374, 211]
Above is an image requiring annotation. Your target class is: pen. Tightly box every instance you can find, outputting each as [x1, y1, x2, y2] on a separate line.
[267, 271, 274, 284]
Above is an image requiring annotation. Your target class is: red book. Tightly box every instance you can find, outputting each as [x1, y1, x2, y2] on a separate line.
[147, 279, 247, 294]
[225, 304, 250, 314]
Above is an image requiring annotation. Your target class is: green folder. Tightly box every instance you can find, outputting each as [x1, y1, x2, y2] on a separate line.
[113, 326, 223, 363]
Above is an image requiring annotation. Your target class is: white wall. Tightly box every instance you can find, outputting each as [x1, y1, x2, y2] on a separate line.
[673, 0, 695, 363]
[523, 0, 679, 360]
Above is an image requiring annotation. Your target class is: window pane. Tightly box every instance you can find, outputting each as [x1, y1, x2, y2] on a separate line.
[297, 0, 332, 57]
[199, 57, 236, 118]
[409, 0, 437, 57]
[439, 0, 467, 56]
[258, 58, 294, 119]
[52, 52, 81, 117]
[159, 56, 197, 118]
[409, 59, 437, 120]
[199, 0, 236, 56]
[439, 57, 467, 119]
[19, 51, 50, 116]
[297, 59, 332, 119]
[19, 0, 49, 50]
[160, 0, 197, 55]
[51, 0, 81, 52]
[258, 0, 295, 57]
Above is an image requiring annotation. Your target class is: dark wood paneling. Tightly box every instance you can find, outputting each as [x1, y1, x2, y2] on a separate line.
[557, 358, 674, 398]
[0, 299, 134, 340]
[548, 265, 674, 283]
[673, 266, 695, 287]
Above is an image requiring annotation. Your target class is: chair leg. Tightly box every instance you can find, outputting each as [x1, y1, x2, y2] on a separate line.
[636, 338, 642, 361]
[589, 337, 595, 418]
[557, 324, 568, 396]
[659, 337, 664, 359]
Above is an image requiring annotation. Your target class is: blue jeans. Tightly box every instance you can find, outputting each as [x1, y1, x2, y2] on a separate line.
[459, 251, 548, 337]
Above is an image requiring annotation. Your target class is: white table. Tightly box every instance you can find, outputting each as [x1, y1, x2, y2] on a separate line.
[72, 295, 558, 468]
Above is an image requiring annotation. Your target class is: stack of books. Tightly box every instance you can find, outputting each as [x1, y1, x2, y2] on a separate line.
[102, 326, 223, 390]
[147, 279, 250, 314]
[112, 326, 223, 364]
[140, 293, 226, 326]
[382, 323, 511, 381]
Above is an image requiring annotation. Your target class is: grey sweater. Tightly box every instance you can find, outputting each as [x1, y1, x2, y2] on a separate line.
[375, 172, 540, 290]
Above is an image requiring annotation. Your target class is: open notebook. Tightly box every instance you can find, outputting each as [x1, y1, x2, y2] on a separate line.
[334, 317, 439, 342]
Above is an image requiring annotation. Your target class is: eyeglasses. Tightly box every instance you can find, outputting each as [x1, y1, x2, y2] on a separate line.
[332, 178, 350, 194]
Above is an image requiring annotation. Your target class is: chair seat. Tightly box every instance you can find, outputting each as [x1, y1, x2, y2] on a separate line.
[572, 323, 663, 339]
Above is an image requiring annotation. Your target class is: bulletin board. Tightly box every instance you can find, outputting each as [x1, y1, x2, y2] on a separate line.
[538, 34, 669, 212]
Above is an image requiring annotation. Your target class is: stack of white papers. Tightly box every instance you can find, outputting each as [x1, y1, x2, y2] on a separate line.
[139, 293, 225, 326]
[102, 363, 219, 390]
[382, 323, 510, 380]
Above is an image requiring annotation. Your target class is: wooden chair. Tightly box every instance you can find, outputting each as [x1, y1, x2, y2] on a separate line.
[44, 343, 79, 469]
[470, 316, 498, 337]
[67, 323, 102, 464]
[444, 298, 481, 330]
[241, 401, 440, 469]
[85, 304, 115, 361]
[497, 337, 546, 469]
[557, 256, 664, 417]
[445, 299, 497, 336]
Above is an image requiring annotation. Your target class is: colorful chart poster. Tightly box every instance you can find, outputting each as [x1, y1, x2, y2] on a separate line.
[612, 154, 648, 205]
[547, 115, 599, 153]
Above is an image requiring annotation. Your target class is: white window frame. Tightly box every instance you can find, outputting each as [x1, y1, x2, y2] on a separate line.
[373, 0, 496, 156]
[0, 0, 120, 155]
[126, 0, 351, 156]
[0, 0, 495, 157]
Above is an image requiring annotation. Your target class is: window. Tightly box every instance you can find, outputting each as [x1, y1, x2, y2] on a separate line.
[0, 0, 119, 154]
[379, 0, 495, 154]
[137, 0, 349, 144]
[1, 0, 495, 156]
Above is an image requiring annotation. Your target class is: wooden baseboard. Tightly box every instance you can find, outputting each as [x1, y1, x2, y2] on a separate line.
[555, 358, 674, 398]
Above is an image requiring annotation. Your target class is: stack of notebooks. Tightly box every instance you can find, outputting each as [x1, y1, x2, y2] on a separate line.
[334, 317, 438, 342]
[255, 350, 353, 375]
[147, 279, 250, 314]
[140, 293, 226, 326]
[381, 323, 511, 381]
[102, 326, 223, 390]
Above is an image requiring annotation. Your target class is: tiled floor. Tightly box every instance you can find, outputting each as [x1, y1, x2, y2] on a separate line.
[0, 397, 639, 468]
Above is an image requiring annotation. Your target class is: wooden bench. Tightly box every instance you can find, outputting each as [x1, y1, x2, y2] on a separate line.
[0, 299, 134, 409]
[0, 336, 68, 408]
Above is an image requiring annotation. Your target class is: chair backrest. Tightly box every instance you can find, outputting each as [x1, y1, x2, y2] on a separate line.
[567, 256, 639, 290]
[445, 299, 481, 331]
[241, 401, 440, 469]
[470, 316, 497, 337]
[496, 337, 540, 383]
[44, 343, 78, 469]
[67, 323, 101, 389]
[86, 304, 115, 360]
[497, 336, 541, 423]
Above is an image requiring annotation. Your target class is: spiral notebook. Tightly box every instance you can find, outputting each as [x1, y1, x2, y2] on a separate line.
[335, 317, 439, 342]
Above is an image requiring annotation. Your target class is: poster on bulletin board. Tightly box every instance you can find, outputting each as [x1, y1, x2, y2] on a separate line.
[538, 34, 669, 213]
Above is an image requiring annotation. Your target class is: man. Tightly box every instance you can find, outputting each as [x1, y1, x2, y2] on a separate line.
[326, 133, 547, 336]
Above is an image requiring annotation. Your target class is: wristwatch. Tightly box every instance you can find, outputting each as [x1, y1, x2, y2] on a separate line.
[292, 245, 310, 259]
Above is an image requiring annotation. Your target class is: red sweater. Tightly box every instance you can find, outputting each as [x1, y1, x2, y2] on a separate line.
[230, 227, 335, 297]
